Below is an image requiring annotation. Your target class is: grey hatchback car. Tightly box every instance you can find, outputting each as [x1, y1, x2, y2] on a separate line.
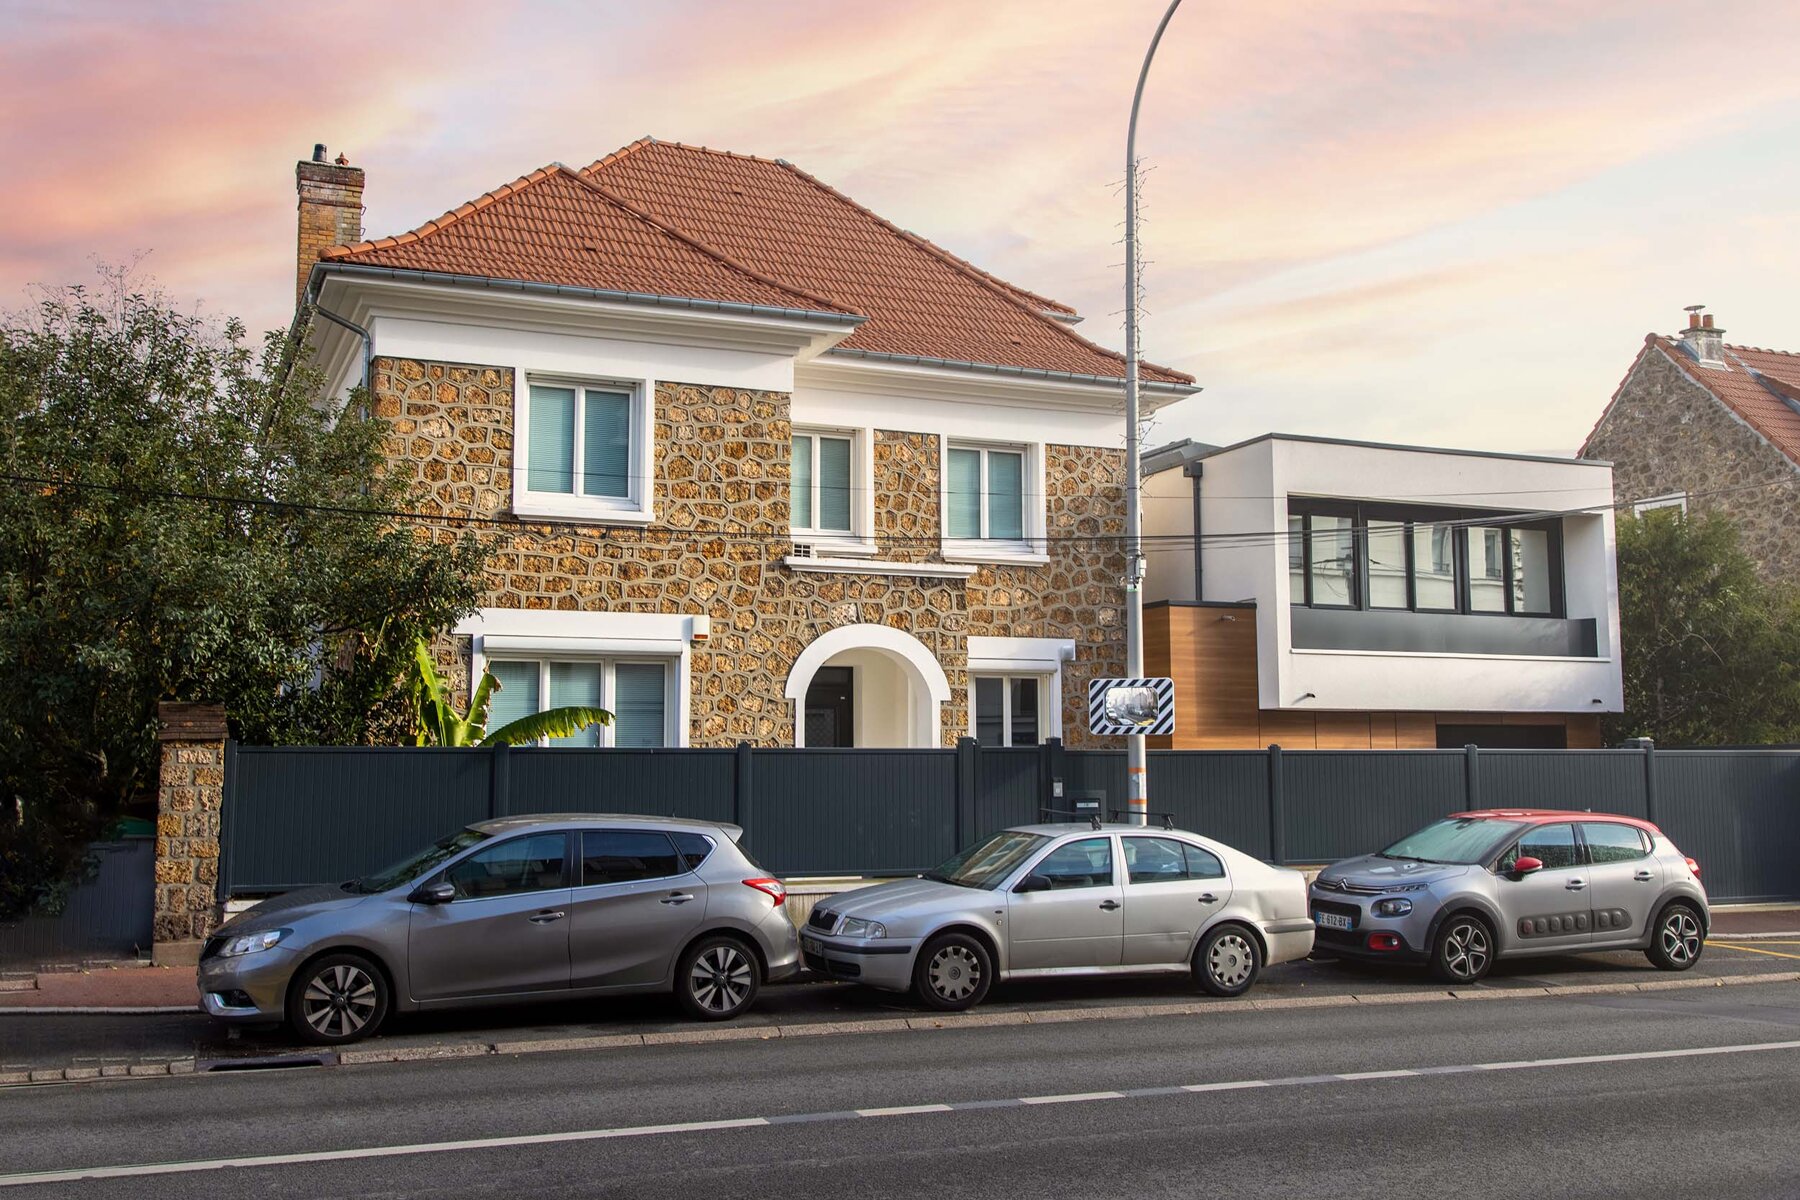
[197, 815, 799, 1043]
[1311, 808, 1709, 984]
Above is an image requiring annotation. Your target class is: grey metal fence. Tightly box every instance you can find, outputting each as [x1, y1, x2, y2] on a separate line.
[219, 741, 1800, 904]
[0, 839, 155, 966]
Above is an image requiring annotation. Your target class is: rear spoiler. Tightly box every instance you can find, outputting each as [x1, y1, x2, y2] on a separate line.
[719, 822, 744, 843]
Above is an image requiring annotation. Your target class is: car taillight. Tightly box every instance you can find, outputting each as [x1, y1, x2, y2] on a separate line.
[743, 877, 786, 906]
[1684, 857, 1701, 878]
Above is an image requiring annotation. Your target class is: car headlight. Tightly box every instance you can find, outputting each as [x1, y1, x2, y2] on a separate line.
[218, 929, 288, 958]
[1372, 898, 1413, 918]
[837, 917, 887, 940]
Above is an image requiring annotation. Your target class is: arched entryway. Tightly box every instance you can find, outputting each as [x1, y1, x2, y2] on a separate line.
[784, 625, 951, 748]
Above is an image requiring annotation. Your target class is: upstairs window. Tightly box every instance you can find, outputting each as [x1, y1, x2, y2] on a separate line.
[1289, 501, 1563, 618]
[527, 382, 632, 498]
[792, 431, 854, 534]
[946, 445, 1026, 544]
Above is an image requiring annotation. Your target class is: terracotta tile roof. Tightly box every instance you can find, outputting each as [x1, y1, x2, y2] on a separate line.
[1650, 335, 1800, 466]
[579, 139, 1191, 386]
[321, 166, 857, 318]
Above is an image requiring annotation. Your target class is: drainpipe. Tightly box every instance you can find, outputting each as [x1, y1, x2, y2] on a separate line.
[302, 273, 373, 408]
[1184, 459, 1204, 602]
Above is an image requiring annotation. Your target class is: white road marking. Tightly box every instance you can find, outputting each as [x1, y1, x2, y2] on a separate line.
[4, 1039, 1797, 1188]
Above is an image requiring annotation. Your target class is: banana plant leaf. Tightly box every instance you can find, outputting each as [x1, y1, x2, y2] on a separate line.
[483, 706, 616, 747]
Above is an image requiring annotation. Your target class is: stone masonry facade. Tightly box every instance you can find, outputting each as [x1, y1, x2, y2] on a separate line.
[153, 707, 227, 956]
[373, 356, 1127, 747]
[1586, 347, 1800, 583]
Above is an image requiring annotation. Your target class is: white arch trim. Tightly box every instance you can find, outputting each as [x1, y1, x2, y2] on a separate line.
[784, 623, 952, 748]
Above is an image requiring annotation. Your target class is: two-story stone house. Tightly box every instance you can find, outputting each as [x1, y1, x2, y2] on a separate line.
[295, 140, 1196, 750]
[1583, 306, 1800, 583]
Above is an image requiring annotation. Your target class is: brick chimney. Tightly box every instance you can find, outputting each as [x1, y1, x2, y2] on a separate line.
[295, 144, 364, 309]
[1678, 304, 1726, 367]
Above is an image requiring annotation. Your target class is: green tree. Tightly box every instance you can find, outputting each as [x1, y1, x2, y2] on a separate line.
[1609, 508, 1800, 746]
[0, 276, 489, 917]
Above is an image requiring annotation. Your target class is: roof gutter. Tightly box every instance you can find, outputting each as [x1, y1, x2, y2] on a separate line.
[308, 261, 867, 328]
[303, 275, 373, 396]
[825, 346, 1199, 395]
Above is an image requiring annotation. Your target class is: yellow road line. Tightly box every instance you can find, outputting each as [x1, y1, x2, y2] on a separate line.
[1712, 942, 1800, 962]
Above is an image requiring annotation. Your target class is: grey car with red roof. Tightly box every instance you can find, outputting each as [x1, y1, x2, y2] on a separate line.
[1309, 809, 1709, 984]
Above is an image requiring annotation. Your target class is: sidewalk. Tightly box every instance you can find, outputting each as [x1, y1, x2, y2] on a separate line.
[0, 966, 195, 1013]
[1711, 905, 1800, 938]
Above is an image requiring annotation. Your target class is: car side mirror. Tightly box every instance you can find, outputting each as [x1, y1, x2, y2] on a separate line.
[1510, 856, 1543, 877]
[409, 880, 456, 905]
[1014, 874, 1052, 894]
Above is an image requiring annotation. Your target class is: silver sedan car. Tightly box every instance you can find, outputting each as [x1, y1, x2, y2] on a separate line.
[801, 823, 1315, 1010]
[197, 815, 800, 1043]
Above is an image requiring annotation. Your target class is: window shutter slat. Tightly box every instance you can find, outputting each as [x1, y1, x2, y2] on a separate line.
[988, 451, 1024, 541]
[947, 448, 982, 539]
[791, 435, 813, 529]
[548, 662, 603, 747]
[485, 661, 540, 738]
[528, 386, 576, 494]
[582, 390, 631, 498]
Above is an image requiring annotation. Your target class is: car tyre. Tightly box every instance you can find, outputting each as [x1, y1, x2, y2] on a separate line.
[1646, 901, 1706, 972]
[675, 934, 762, 1021]
[287, 952, 390, 1045]
[913, 932, 992, 1012]
[1430, 913, 1494, 984]
[1194, 923, 1262, 997]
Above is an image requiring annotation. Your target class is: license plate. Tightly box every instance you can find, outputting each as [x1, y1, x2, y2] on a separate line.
[802, 936, 822, 956]
[1315, 912, 1353, 931]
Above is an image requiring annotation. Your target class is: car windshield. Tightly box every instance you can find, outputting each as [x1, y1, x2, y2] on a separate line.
[349, 828, 491, 893]
[925, 831, 1050, 890]
[1379, 818, 1525, 866]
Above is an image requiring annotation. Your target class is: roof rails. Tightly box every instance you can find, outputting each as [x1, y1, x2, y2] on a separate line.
[1037, 807, 1105, 831]
[1110, 810, 1178, 831]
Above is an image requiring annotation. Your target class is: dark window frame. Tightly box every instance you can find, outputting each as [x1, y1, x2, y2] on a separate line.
[438, 831, 572, 901]
[1288, 499, 1565, 619]
[579, 829, 685, 887]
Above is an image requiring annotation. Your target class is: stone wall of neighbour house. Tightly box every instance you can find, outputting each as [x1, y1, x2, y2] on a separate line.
[153, 704, 227, 960]
[372, 357, 1128, 747]
[1585, 346, 1800, 582]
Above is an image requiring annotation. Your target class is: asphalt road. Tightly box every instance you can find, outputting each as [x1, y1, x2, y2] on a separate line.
[4, 940, 1795, 1072]
[2, 978, 1797, 1198]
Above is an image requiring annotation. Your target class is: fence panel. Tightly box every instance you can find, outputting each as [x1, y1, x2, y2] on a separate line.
[1147, 751, 1273, 859]
[750, 749, 958, 876]
[975, 748, 1041, 836]
[0, 839, 153, 966]
[1479, 750, 1649, 816]
[509, 748, 737, 823]
[226, 747, 492, 891]
[1061, 750, 1126, 815]
[1281, 751, 1469, 864]
[1656, 751, 1800, 903]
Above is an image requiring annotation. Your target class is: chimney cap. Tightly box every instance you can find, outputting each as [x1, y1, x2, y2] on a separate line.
[334, 151, 349, 166]
[312, 143, 327, 163]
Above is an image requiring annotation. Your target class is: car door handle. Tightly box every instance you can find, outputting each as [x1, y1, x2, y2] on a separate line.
[528, 910, 566, 924]
[1634, 871, 1654, 882]
[1098, 900, 1121, 911]
[1565, 879, 1587, 891]
[1198, 894, 1219, 904]
[661, 892, 697, 905]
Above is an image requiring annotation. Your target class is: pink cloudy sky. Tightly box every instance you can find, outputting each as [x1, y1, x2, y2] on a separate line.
[5, 0, 1800, 457]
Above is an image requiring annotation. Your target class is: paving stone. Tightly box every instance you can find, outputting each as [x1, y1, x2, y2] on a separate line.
[28, 1069, 64, 1083]
[641, 1026, 779, 1046]
[490, 1035, 645, 1055]
[339, 1042, 491, 1065]
[60, 1067, 101, 1081]
[777, 1019, 913, 1038]
[126, 1064, 168, 1077]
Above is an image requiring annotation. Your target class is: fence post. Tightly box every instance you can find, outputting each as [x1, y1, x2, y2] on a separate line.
[734, 742, 754, 844]
[490, 742, 511, 819]
[1266, 744, 1286, 865]
[1040, 737, 1066, 819]
[1463, 743, 1480, 810]
[217, 739, 237, 904]
[1624, 737, 1658, 824]
[956, 737, 979, 849]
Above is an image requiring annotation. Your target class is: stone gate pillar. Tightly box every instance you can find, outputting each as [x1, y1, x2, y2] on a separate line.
[153, 702, 227, 966]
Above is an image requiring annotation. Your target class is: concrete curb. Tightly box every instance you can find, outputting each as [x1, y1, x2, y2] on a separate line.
[4, 970, 1794, 1087]
[0, 1006, 196, 1016]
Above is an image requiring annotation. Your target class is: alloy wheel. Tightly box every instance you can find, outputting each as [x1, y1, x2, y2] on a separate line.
[1443, 920, 1490, 981]
[301, 963, 379, 1040]
[1661, 909, 1702, 965]
[689, 944, 754, 1014]
[1207, 933, 1255, 989]
[928, 944, 982, 1002]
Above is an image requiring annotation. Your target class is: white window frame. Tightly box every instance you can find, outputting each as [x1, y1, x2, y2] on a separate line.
[513, 373, 656, 524]
[482, 655, 678, 749]
[790, 424, 876, 556]
[968, 672, 1052, 747]
[1633, 491, 1688, 516]
[940, 438, 1047, 563]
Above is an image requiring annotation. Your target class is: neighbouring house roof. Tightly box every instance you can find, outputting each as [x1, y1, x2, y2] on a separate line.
[323, 138, 1194, 389]
[1594, 334, 1800, 468]
[321, 165, 857, 320]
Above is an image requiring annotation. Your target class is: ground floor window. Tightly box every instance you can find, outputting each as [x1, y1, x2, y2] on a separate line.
[972, 675, 1044, 747]
[484, 657, 671, 747]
